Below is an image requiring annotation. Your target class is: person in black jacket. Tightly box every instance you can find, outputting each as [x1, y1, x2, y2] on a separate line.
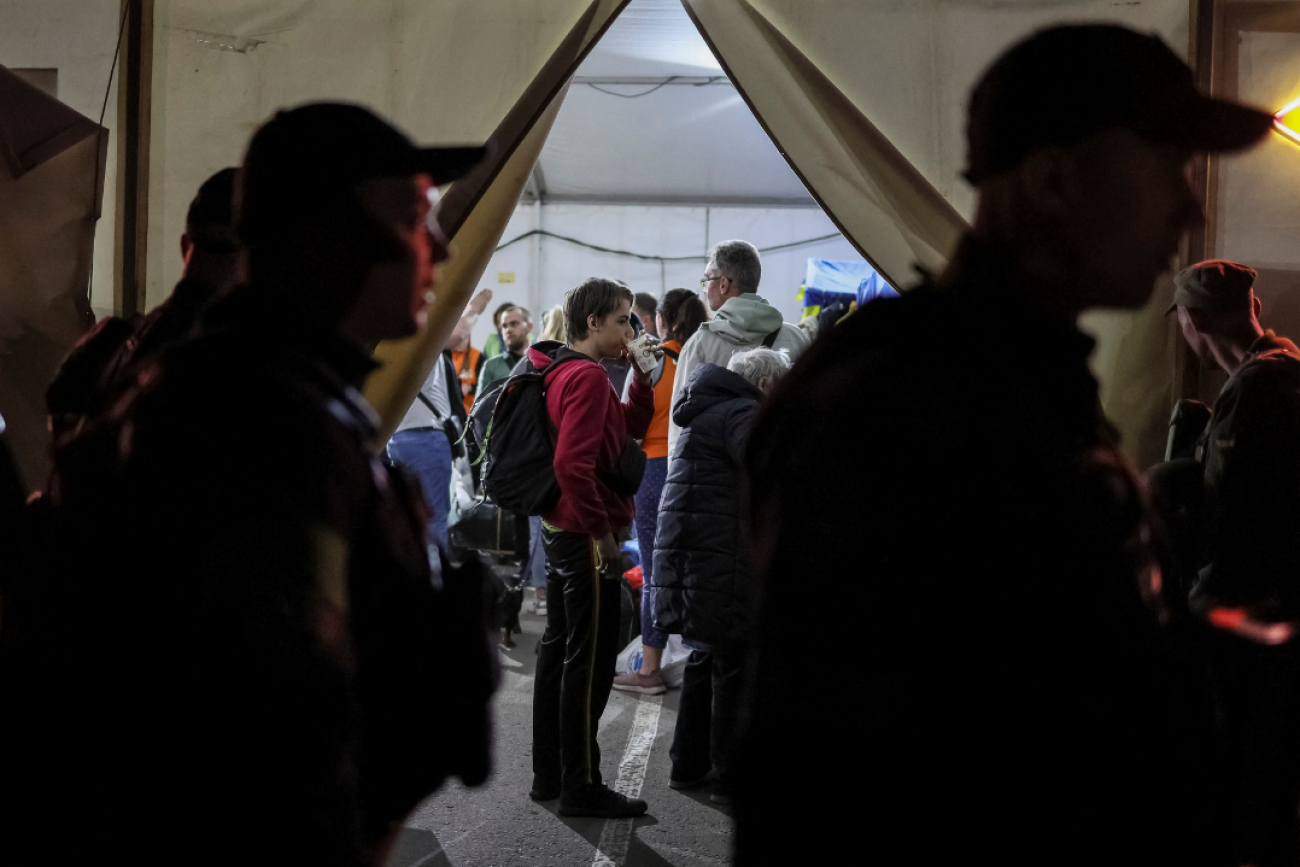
[736, 24, 1272, 867]
[651, 346, 790, 805]
[1, 104, 495, 867]
[1173, 259, 1300, 866]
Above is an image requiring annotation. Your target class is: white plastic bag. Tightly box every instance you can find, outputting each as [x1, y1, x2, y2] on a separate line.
[615, 634, 692, 688]
[616, 636, 644, 676]
[660, 635, 690, 687]
[446, 456, 476, 528]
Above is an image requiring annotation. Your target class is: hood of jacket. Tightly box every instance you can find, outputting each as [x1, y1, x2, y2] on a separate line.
[703, 293, 785, 345]
[526, 340, 571, 372]
[672, 363, 761, 429]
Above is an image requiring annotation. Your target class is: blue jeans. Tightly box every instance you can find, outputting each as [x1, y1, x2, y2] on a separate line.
[386, 428, 453, 565]
[525, 515, 547, 588]
[633, 456, 669, 649]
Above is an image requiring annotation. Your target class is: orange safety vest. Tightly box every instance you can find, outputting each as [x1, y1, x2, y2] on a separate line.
[451, 347, 484, 416]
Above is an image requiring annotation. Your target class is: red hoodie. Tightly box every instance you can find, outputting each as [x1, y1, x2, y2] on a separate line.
[529, 344, 655, 539]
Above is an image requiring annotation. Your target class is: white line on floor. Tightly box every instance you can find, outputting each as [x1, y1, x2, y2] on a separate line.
[592, 694, 663, 867]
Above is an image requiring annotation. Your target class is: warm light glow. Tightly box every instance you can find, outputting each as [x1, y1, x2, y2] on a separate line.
[1273, 94, 1300, 145]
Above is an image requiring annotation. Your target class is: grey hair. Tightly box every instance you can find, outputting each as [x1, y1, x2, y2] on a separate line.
[727, 346, 790, 392]
[707, 239, 761, 293]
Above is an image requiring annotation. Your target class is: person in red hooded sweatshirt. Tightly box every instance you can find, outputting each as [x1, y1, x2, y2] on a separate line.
[528, 278, 657, 818]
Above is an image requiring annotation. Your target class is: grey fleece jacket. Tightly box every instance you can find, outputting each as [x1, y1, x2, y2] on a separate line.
[667, 292, 808, 463]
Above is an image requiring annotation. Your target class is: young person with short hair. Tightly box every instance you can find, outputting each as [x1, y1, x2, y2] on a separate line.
[529, 277, 656, 818]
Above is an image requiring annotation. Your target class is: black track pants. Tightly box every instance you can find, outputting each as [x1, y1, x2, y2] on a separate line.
[532, 527, 622, 792]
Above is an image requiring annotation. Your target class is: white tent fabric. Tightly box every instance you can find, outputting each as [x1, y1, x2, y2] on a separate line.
[529, 0, 812, 206]
[148, 0, 628, 308]
[683, 0, 967, 286]
[147, 0, 630, 440]
[0, 65, 106, 489]
[533, 82, 810, 205]
[731, 0, 1190, 221]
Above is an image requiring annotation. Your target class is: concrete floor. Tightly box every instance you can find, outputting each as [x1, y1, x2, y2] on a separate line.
[385, 591, 735, 867]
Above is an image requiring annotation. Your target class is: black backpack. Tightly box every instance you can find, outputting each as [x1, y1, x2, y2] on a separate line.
[472, 345, 577, 516]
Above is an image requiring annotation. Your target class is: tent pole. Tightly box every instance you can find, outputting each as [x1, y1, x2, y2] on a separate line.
[533, 198, 543, 319]
[1175, 0, 1218, 403]
[113, 0, 153, 319]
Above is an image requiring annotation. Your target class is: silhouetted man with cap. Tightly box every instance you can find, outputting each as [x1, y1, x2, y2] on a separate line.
[1, 104, 491, 867]
[738, 25, 1272, 866]
[1174, 259, 1300, 866]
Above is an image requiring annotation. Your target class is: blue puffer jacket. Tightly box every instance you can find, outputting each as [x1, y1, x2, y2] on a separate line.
[650, 363, 760, 649]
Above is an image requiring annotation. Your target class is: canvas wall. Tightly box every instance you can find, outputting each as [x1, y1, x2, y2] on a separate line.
[146, 0, 618, 312]
[0, 0, 121, 317]
[737, 0, 1190, 223]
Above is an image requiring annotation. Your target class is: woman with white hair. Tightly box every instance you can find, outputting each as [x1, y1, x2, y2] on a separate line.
[648, 346, 790, 805]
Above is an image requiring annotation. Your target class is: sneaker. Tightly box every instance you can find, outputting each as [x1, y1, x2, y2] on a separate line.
[668, 770, 712, 790]
[529, 778, 560, 802]
[709, 788, 733, 806]
[533, 600, 547, 616]
[558, 784, 648, 819]
[612, 669, 666, 696]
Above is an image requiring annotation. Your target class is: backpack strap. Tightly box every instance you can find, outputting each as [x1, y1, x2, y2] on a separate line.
[761, 328, 781, 348]
[650, 346, 679, 388]
[414, 354, 465, 427]
[416, 392, 443, 423]
[443, 352, 468, 425]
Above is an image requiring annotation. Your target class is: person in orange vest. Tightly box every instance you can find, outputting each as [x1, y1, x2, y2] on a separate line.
[446, 288, 493, 415]
[450, 343, 485, 416]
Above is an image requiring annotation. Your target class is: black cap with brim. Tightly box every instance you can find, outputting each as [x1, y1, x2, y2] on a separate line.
[1143, 95, 1275, 155]
[239, 102, 488, 246]
[1165, 259, 1258, 315]
[417, 145, 489, 186]
[966, 24, 1274, 183]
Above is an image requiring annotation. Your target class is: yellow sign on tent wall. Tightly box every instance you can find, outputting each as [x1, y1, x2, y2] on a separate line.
[498, 271, 516, 283]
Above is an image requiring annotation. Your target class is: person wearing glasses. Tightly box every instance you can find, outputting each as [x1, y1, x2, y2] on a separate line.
[666, 240, 808, 463]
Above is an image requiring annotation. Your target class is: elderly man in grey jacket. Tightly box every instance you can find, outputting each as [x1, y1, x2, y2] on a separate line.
[667, 240, 808, 462]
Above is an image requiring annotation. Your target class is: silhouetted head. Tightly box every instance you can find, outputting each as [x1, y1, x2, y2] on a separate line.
[965, 25, 1271, 316]
[237, 102, 485, 343]
[1172, 260, 1264, 370]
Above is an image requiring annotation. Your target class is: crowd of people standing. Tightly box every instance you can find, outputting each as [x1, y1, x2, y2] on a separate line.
[3, 18, 1300, 867]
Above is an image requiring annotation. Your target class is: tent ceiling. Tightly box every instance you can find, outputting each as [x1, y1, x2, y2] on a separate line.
[524, 0, 816, 207]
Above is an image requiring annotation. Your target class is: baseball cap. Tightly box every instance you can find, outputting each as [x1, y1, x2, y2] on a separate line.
[965, 24, 1273, 184]
[1168, 260, 1258, 313]
[239, 102, 487, 247]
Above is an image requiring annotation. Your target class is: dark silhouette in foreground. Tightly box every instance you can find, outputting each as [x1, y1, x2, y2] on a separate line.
[0, 104, 494, 867]
[736, 25, 1272, 866]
